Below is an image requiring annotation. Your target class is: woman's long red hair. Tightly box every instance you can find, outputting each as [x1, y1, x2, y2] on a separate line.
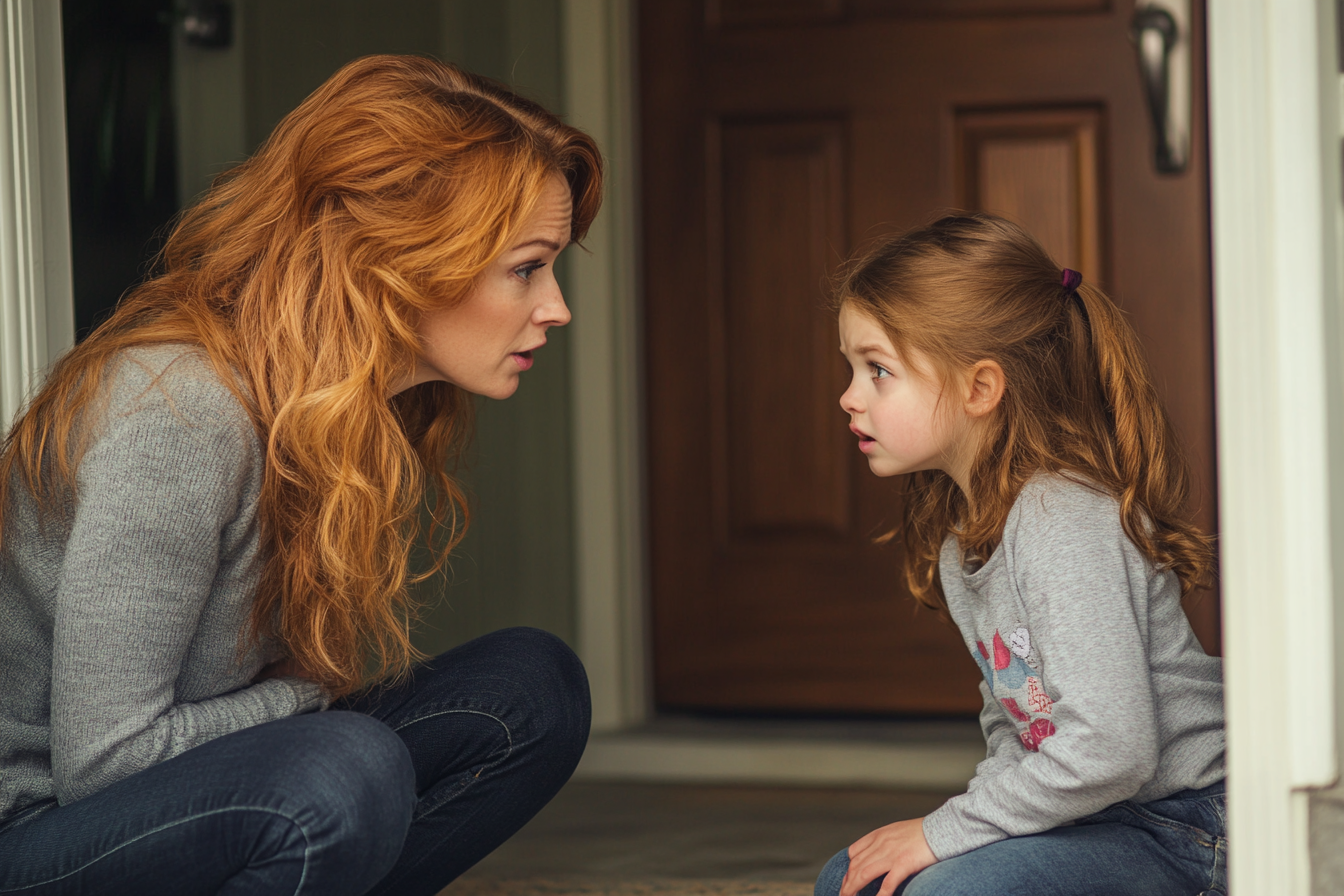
[835, 213, 1215, 610]
[0, 55, 603, 697]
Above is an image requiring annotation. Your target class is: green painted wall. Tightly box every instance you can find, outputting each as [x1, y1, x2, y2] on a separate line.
[238, 0, 577, 655]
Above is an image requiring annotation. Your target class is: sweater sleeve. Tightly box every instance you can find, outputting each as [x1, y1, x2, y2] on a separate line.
[922, 489, 1159, 859]
[49, 381, 326, 806]
[965, 680, 1025, 793]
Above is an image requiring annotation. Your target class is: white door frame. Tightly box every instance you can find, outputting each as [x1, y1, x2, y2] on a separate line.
[561, 0, 651, 734]
[1208, 0, 1343, 892]
[0, 0, 73, 428]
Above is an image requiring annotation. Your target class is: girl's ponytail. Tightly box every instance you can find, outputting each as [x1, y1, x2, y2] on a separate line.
[1074, 281, 1215, 592]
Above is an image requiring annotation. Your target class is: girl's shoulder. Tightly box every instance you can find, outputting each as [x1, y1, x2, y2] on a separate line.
[1005, 473, 1127, 552]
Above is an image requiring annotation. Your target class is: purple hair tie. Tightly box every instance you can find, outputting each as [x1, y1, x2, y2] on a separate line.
[1061, 268, 1083, 292]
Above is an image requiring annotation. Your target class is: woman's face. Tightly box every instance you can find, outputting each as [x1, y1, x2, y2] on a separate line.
[399, 175, 573, 399]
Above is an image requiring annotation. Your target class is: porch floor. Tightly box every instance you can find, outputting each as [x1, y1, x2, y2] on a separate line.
[444, 781, 957, 895]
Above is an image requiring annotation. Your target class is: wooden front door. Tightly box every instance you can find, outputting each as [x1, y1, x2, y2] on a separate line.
[640, 0, 1217, 716]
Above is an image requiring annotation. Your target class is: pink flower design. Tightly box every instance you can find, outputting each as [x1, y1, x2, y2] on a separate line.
[992, 631, 1011, 671]
[1026, 677, 1054, 714]
[1018, 718, 1057, 752]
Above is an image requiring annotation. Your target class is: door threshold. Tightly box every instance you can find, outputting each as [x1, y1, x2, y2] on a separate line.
[574, 714, 983, 791]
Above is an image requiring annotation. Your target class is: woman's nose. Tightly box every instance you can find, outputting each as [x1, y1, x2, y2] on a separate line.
[537, 287, 572, 327]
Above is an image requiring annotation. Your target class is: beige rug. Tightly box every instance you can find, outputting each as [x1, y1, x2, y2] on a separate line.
[446, 879, 813, 896]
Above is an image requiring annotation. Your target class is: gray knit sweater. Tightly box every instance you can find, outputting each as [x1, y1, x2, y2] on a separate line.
[0, 346, 327, 825]
[921, 474, 1225, 860]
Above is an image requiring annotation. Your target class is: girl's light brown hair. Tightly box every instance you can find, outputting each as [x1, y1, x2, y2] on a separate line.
[0, 55, 603, 697]
[835, 213, 1214, 610]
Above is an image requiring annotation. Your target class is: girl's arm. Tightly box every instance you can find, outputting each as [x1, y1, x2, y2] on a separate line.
[966, 679, 1021, 792]
[838, 679, 1023, 894]
[48, 368, 326, 806]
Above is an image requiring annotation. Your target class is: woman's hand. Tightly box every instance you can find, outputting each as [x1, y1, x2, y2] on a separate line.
[841, 817, 937, 896]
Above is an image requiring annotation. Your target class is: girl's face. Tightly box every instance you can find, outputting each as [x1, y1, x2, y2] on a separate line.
[399, 174, 573, 399]
[838, 304, 978, 489]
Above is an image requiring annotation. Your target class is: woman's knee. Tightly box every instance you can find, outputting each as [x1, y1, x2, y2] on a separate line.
[474, 627, 591, 757]
[272, 712, 415, 851]
[177, 712, 416, 893]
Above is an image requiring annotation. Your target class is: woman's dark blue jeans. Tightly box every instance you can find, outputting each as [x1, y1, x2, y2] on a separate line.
[0, 627, 590, 896]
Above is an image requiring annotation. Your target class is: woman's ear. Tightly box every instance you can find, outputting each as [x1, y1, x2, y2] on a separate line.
[964, 360, 1005, 418]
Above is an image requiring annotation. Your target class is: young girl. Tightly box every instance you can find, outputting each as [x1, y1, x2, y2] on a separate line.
[815, 214, 1226, 896]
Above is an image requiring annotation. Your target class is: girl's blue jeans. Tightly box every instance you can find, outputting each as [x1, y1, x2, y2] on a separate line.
[0, 626, 590, 896]
[815, 780, 1227, 896]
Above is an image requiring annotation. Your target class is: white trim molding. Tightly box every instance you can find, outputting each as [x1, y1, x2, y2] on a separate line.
[562, 0, 649, 733]
[0, 0, 72, 433]
[1208, 0, 1343, 893]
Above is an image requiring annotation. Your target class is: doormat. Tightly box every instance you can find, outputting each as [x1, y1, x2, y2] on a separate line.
[446, 879, 814, 896]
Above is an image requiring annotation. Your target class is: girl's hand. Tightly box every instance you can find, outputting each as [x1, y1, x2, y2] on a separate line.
[841, 817, 937, 896]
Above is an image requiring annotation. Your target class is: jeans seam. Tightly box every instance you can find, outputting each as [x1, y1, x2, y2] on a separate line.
[0, 806, 312, 894]
[1207, 831, 1227, 894]
[1115, 803, 1219, 847]
[392, 709, 514, 821]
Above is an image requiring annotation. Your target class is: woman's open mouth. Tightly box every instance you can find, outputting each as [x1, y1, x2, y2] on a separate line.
[512, 351, 534, 371]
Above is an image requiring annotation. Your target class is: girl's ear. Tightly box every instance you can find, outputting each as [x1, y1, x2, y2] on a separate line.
[964, 360, 1005, 419]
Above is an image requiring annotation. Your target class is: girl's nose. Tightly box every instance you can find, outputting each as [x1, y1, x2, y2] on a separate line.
[839, 381, 862, 414]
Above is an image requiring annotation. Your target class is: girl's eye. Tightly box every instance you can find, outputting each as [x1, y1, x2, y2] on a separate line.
[515, 262, 546, 281]
[869, 363, 890, 380]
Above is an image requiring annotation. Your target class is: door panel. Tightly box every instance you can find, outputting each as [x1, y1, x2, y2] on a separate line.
[642, 0, 1216, 716]
[717, 120, 850, 540]
[958, 107, 1105, 278]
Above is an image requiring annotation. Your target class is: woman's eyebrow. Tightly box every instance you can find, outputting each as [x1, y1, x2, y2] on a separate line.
[509, 238, 564, 252]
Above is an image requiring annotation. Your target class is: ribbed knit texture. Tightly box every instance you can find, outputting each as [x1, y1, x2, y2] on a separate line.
[0, 346, 327, 825]
[921, 474, 1225, 860]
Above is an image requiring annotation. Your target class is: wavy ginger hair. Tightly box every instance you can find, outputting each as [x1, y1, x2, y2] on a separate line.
[835, 213, 1214, 610]
[0, 55, 603, 697]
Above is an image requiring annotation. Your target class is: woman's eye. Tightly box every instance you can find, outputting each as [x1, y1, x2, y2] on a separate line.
[869, 363, 890, 380]
[515, 262, 546, 281]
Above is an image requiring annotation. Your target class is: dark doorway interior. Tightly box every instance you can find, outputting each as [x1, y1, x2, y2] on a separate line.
[62, 0, 179, 339]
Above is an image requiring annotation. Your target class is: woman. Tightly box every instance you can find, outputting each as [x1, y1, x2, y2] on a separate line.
[0, 55, 601, 895]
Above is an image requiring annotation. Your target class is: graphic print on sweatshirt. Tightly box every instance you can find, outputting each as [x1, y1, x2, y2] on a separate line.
[970, 627, 1057, 752]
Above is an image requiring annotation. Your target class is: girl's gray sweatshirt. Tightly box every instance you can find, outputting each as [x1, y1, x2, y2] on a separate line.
[920, 474, 1225, 860]
[0, 346, 326, 826]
